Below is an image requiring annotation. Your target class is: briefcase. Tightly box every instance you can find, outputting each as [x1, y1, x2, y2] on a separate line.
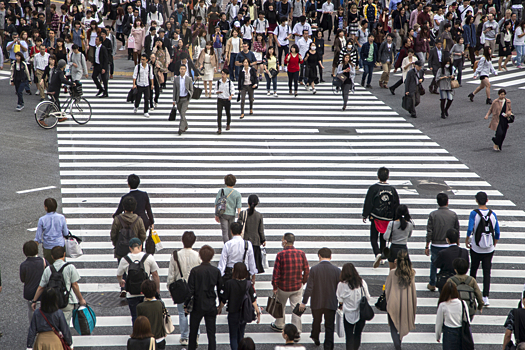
[266, 293, 284, 319]
[192, 80, 202, 100]
[169, 106, 177, 121]
[402, 95, 412, 111]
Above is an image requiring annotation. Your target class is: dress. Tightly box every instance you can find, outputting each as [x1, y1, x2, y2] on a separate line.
[203, 53, 214, 81]
[305, 50, 321, 83]
[131, 27, 145, 52]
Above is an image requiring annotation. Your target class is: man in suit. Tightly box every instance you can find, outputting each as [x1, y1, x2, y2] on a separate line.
[404, 60, 424, 118]
[92, 36, 109, 97]
[435, 228, 469, 291]
[144, 26, 157, 57]
[172, 54, 200, 78]
[173, 64, 194, 136]
[298, 248, 341, 350]
[428, 40, 446, 94]
[113, 174, 155, 230]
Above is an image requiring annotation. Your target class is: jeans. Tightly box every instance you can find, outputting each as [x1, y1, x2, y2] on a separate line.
[343, 317, 365, 350]
[127, 296, 145, 325]
[265, 72, 277, 92]
[227, 312, 246, 350]
[416, 52, 427, 66]
[177, 303, 189, 340]
[470, 250, 494, 297]
[287, 71, 299, 92]
[189, 310, 217, 350]
[388, 313, 402, 350]
[370, 221, 386, 257]
[311, 308, 336, 350]
[342, 83, 353, 108]
[217, 98, 231, 129]
[430, 245, 448, 286]
[442, 325, 462, 350]
[220, 214, 235, 243]
[358, 46, 363, 68]
[452, 59, 463, 84]
[16, 80, 29, 106]
[361, 62, 374, 86]
[229, 53, 238, 80]
[28, 300, 39, 324]
[514, 45, 525, 65]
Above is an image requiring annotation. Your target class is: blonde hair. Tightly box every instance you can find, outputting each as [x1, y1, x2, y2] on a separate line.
[395, 251, 415, 288]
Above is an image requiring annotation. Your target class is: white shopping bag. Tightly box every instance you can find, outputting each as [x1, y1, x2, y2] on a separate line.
[65, 233, 83, 258]
[336, 309, 345, 338]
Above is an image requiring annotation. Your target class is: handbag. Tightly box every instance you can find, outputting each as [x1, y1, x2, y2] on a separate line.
[266, 293, 284, 319]
[128, 35, 135, 49]
[162, 301, 175, 334]
[508, 114, 515, 123]
[169, 251, 191, 304]
[72, 304, 96, 335]
[261, 247, 269, 269]
[418, 83, 425, 96]
[335, 309, 345, 338]
[145, 228, 156, 255]
[402, 95, 412, 111]
[451, 79, 460, 89]
[39, 310, 72, 350]
[336, 73, 347, 82]
[150, 230, 163, 252]
[169, 106, 177, 121]
[192, 79, 203, 99]
[359, 287, 374, 321]
[375, 289, 387, 312]
[65, 232, 83, 258]
[269, 68, 278, 78]
[461, 300, 475, 350]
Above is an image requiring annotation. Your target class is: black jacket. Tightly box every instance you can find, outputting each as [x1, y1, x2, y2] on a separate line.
[435, 245, 469, 274]
[186, 262, 222, 313]
[428, 47, 448, 71]
[47, 67, 73, 95]
[127, 337, 158, 350]
[362, 182, 400, 221]
[94, 45, 109, 68]
[222, 279, 256, 313]
[405, 67, 424, 94]
[144, 34, 157, 57]
[20, 257, 47, 301]
[302, 261, 341, 310]
[171, 59, 200, 77]
[238, 67, 258, 90]
[113, 189, 155, 229]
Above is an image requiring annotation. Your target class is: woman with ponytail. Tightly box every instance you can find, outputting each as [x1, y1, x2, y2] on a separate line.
[383, 205, 414, 270]
[239, 194, 266, 281]
[385, 251, 417, 350]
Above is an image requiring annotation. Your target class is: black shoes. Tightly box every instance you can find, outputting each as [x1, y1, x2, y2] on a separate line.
[311, 337, 320, 346]
[366, 84, 372, 88]
[410, 114, 417, 118]
[486, 98, 492, 104]
[389, 87, 395, 95]
[468, 93, 474, 102]
[96, 89, 103, 96]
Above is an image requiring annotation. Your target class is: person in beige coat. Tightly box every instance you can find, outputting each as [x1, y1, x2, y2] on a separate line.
[484, 88, 512, 152]
[385, 250, 417, 350]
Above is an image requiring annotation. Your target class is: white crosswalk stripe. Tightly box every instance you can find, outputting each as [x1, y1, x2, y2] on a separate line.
[58, 79, 525, 348]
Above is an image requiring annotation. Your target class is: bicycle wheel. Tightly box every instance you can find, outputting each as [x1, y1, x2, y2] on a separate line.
[34, 101, 60, 129]
[71, 97, 92, 125]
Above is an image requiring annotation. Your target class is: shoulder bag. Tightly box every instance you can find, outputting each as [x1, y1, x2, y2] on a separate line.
[192, 78, 202, 99]
[375, 285, 387, 312]
[161, 300, 175, 334]
[461, 300, 475, 350]
[169, 251, 191, 304]
[359, 286, 375, 321]
[145, 228, 156, 255]
[39, 310, 71, 350]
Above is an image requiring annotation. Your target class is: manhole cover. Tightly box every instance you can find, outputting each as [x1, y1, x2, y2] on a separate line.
[417, 183, 449, 192]
[84, 292, 128, 308]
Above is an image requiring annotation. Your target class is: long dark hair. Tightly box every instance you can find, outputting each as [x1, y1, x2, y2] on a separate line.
[438, 281, 460, 305]
[340, 263, 362, 290]
[482, 46, 491, 60]
[396, 205, 411, 230]
[247, 194, 259, 216]
[440, 56, 452, 75]
[395, 251, 415, 288]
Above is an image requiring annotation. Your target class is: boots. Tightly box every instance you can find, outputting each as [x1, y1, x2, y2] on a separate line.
[445, 99, 453, 117]
[440, 99, 446, 119]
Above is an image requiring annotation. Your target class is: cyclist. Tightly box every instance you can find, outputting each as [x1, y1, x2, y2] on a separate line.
[40, 59, 76, 127]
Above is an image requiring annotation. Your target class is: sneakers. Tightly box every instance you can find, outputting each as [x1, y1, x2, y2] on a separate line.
[312, 88, 317, 94]
[274, 92, 278, 97]
[304, 84, 309, 91]
[482, 296, 490, 306]
[380, 259, 386, 265]
[150, 107, 155, 111]
[133, 107, 138, 113]
[155, 103, 158, 108]
[180, 338, 189, 346]
[16, 105, 23, 111]
[427, 283, 436, 292]
[373, 254, 382, 268]
[119, 46, 125, 50]
[144, 113, 150, 118]
[267, 91, 271, 96]
[270, 322, 283, 332]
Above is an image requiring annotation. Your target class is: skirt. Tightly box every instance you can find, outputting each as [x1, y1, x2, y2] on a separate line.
[268, 23, 277, 34]
[252, 245, 265, 274]
[499, 41, 512, 57]
[387, 244, 408, 263]
[34, 331, 64, 350]
[203, 62, 214, 81]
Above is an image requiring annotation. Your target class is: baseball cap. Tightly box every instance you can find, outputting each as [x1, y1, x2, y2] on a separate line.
[129, 237, 142, 247]
[234, 21, 240, 27]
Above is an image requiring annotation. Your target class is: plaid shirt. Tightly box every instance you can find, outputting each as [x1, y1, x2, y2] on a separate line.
[272, 246, 309, 292]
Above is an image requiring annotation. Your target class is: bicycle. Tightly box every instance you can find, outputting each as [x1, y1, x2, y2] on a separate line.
[35, 84, 92, 129]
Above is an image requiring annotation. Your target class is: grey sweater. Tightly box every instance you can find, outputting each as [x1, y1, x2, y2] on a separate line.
[384, 220, 414, 245]
[426, 206, 460, 245]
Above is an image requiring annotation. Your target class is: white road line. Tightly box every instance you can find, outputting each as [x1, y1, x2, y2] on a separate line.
[16, 185, 56, 194]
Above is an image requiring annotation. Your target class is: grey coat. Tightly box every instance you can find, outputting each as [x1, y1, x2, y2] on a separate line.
[435, 66, 456, 91]
[378, 40, 396, 64]
[173, 74, 194, 103]
[69, 51, 87, 81]
[426, 206, 460, 246]
[239, 210, 265, 246]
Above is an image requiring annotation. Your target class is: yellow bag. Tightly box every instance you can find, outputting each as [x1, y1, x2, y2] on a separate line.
[151, 230, 163, 252]
[14, 44, 20, 53]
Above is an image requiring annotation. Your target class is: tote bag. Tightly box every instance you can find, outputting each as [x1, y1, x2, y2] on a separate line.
[336, 309, 345, 338]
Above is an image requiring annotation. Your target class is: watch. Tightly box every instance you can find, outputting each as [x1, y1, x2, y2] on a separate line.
[31, 300, 37, 304]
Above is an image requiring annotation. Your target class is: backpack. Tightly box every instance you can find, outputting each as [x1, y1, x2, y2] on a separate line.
[451, 276, 477, 319]
[474, 209, 495, 249]
[168, 251, 191, 304]
[47, 263, 72, 309]
[372, 186, 396, 220]
[215, 188, 234, 216]
[115, 215, 140, 257]
[124, 254, 150, 295]
[240, 279, 256, 324]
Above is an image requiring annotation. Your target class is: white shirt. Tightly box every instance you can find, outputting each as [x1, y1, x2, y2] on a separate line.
[231, 37, 241, 53]
[254, 18, 269, 33]
[336, 280, 371, 324]
[166, 248, 201, 285]
[34, 52, 50, 71]
[515, 27, 525, 46]
[218, 235, 258, 276]
[275, 24, 291, 45]
[241, 24, 254, 40]
[133, 63, 153, 86]
[95, 44, 101, 64]
[458, 5, 473, 21]
[297, 37, 312, 58]
[216, 78, 236, 99]
[435, 299, 468, 341]
[117, 252, 159, 298]
[321, 2, 334, 12]
[179, 75, 188, 96]
[292, 22, 312, 36]
[434, 14, 444, 30]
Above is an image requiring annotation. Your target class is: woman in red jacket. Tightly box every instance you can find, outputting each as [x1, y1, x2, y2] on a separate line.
[284, 44, 303, 96]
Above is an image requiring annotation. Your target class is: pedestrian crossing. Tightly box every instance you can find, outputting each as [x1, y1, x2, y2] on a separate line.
[57, 79, 525, 349]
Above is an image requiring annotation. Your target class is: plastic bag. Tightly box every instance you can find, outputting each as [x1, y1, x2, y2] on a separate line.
[65, 232, 83, 258]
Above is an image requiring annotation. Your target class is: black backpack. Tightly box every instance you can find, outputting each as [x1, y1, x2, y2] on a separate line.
[169, 251, 191, 304]
[124, 254, 150, 295]
[115, 215, 140, 257]
[372, 187, 396, 220]
[240, 280, 256, 324]
[474, 209, 495, 249]
[47, 263, 72, 309]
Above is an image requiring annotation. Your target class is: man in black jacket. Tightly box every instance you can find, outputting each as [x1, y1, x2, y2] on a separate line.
[113, 174, 155, 230]
[404, 60, 424, 118]
[435, 228, 469, 291]
[41, 59, 74, 126]
[428, 40, 447, 94]
[185, 245, 222, 350]
[172, 53, 200, 78]
[144, 26, 158, 57]
[92, 36, 109, 97]
[362, 167, 400, 268]
[299, 248, 341, 350]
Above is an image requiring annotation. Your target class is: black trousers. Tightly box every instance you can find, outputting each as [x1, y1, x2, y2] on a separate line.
[390, 77, 403, 91]
[343, 317, 365, 350]
[278, 44, 289, 66]
[370, 220, 386, 256]
[135, 86, 150, 113]
[189, 310, 217, 350]
[311, 308, 336, 350]
[92, 63, 108, 92]
[492, 116, 509, 150]
[470, 250, 494, 297]
[109, 56, 114, 75]
[149, 76, 160, 107]
[217, 98, 231, 128]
